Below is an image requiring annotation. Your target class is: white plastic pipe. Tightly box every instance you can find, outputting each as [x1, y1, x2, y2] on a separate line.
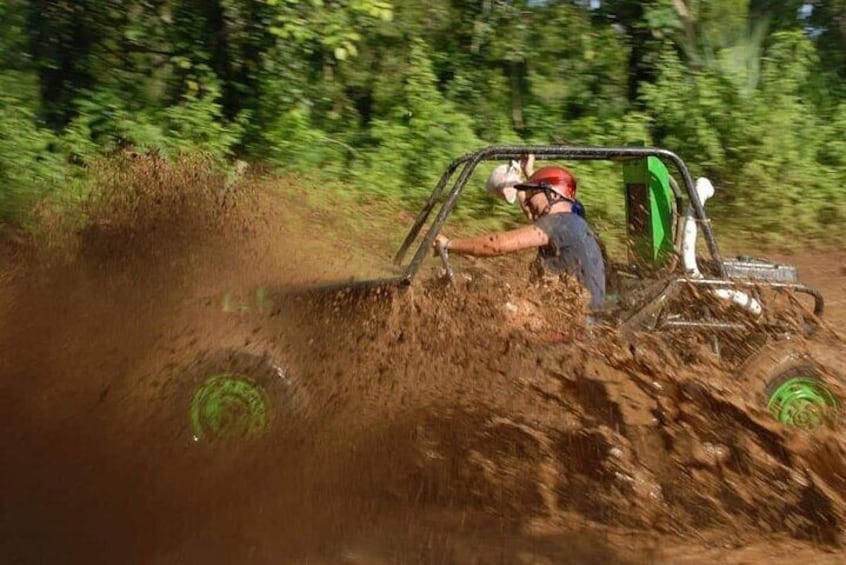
[682, 177, 714, 277]
[682, 177, 762, 317]
[713, 287, 763, 315]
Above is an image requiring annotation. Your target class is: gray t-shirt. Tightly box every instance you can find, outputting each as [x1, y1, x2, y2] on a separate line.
[533, 212, 606, 311]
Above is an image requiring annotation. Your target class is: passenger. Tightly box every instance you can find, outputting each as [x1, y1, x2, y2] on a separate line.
[434, 164, 606, 313]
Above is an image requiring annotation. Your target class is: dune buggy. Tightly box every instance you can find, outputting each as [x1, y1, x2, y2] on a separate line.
[185, 145, 839, 441]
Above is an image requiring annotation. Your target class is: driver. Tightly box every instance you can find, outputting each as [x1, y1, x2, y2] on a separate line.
[433, 164, 606, 313]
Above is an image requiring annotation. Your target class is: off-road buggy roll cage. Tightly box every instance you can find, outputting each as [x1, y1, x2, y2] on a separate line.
[394, 145, 713, 276]
[389, 145, 823, 332]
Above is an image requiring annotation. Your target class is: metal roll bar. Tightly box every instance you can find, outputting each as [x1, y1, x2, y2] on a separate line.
[393, 145, 726, 281]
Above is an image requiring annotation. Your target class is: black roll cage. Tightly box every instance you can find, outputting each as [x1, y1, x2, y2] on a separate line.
[392, 145, 726, 282]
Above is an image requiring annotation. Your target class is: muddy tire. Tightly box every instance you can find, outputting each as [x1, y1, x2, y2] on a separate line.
[178, 349, 306, 443]
[739, 340, 840, 431]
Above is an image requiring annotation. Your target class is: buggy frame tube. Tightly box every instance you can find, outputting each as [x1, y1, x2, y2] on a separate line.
[661, 320, 748, 331]
[683, 278, 824, 317]
[621, 277, 823, 332]
[401, 145, 726, 281]
[394, 155, 474, 265]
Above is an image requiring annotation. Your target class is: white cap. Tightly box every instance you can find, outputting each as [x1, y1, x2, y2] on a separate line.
[484, 161, 522, 204]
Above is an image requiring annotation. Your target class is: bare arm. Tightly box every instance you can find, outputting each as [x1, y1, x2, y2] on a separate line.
[440, 225, 549, 257]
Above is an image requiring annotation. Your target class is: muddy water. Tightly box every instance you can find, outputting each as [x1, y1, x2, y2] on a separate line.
[2, 164, 846, 563]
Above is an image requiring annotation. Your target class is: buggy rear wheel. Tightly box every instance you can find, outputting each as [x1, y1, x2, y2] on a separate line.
[740, 341, 840, 431]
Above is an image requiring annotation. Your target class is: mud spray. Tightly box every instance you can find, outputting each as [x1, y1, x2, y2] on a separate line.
[2, 156, 846, 564]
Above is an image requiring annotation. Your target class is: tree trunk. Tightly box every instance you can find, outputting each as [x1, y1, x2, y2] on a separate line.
[672, 0, 697, 53]
[510, 60, 524, 132]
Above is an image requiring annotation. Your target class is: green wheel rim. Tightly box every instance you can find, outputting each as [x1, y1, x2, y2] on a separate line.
[190, 373, 271, 441]
[767, 377, 838, 431]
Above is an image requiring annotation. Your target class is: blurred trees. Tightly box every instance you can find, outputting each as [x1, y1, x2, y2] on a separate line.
[1, 0, 845, 238]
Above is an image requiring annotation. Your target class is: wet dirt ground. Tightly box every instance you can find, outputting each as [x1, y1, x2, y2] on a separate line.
[1, 163, 845, 564]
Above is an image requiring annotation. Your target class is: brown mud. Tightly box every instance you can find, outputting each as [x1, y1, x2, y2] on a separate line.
[2, 158, 846, 563]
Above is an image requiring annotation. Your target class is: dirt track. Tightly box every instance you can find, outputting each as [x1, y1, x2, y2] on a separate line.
[2, 163, 846, 564]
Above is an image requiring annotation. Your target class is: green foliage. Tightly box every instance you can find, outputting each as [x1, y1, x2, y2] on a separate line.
[265, 0, 392, 61]
[0, 72, 63, 225]
[643, 0, 684, 39]
[353, 40, 483, 212]
[260, 104, 351, 174]
[59, 86, 242, 160]
[1, 0, 846, 246]
[161, 87, 245, 157]
[641, 30, 845, 241]
[641, 47, 731, 173]
[727, 32, 843, 237]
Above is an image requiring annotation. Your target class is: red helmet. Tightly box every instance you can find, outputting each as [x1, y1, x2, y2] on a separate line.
[515, 165, 577, 200]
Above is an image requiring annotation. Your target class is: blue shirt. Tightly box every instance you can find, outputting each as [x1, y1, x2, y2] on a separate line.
[533, 212, 606, 311]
